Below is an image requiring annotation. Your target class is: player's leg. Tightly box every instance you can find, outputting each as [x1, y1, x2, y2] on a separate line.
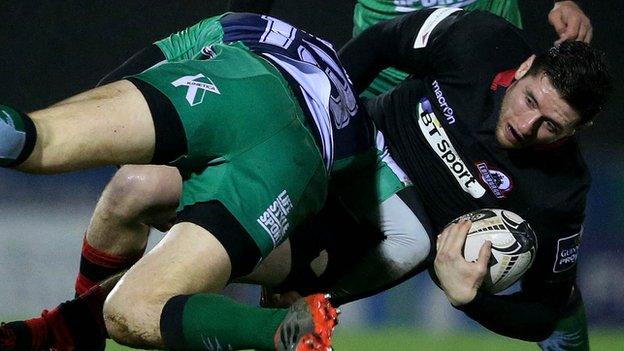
[103, 221, 232, 348]
[104, 223, 337, 351]
[75, 164, 182, 295]
[0, 271, 125, 351]
[1, 79, 163, 173]
[102, 42, 338, 350]
[132, 135, 332, 349]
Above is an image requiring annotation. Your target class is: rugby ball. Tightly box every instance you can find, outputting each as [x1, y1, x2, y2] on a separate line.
[453, 209, 537, 293]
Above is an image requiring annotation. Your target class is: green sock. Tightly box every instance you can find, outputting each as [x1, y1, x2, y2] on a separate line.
[160, 293, 288, 351]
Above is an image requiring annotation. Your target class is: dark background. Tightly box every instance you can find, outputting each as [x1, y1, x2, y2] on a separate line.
[1, 0, 622, 147]
[0, 0, 622, 328]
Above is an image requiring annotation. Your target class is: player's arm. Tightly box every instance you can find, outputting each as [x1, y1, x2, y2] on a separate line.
[435, 219, 581, 341]
[338, 8, 465, 93]
[455, 274, 576, 341]
[550, 1, 592, 44]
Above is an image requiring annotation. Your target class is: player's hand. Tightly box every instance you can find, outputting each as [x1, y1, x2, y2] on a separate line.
[549, 1, 592, 44]
[434, 219, 492, 307]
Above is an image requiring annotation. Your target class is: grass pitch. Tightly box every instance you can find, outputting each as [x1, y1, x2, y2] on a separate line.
[106, 328, 624, 350]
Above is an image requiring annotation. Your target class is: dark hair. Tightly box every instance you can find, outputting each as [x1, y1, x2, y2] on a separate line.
[526, 41, 612, 125]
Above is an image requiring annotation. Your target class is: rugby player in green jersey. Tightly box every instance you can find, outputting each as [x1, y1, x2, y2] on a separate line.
[0, 12, 387, 351]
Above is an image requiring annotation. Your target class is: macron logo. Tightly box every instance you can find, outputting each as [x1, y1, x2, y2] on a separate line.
[171, 74, 220, 106]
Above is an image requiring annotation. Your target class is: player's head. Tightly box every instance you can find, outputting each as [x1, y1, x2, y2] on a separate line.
[496, 41, 611, 149]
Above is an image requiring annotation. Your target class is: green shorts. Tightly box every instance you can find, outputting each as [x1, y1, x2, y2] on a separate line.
[130, 32, 410, 259]
[131, 43, 327, 257]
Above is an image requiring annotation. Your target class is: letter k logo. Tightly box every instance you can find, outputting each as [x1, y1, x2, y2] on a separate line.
[171, 74, 221, 106]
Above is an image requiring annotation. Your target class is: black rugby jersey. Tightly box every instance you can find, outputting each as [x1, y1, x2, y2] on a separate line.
[340, 8, 589, 340]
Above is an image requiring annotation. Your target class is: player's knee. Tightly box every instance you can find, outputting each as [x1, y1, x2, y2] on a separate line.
[0, 106, 37, 168]
[103, 287, 164, 347]
[102, 165, 180, 223]
[373, 192, 433, 271]
[381, 219, 431, 271]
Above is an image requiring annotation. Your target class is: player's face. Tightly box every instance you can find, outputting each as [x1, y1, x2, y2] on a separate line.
[496, 56, 580, 149]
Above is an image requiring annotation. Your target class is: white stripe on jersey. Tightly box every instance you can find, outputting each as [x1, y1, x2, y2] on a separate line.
[413, 7, 462, 49]
[375, 129, 412, 186]
[260, 15, 297, 49]
[262, 52, 335, 171]
[301, 87, 334, 171]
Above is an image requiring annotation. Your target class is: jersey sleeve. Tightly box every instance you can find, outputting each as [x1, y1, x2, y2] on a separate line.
[338, 7, 465, 93]
[154, 13, 229, 61]
[339, 8, 532, 94]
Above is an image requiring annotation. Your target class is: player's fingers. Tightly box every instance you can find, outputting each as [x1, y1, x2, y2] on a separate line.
[476, 240, 492, 272]
[436, 225, 452, 251]
[447, 219, 472, 253]
[548, 11, 566, 36]
[560, 16, 582, 43]
[577, 19, 592, 43]
[575, 23, 589, 43]
[584, 26, 593, 43]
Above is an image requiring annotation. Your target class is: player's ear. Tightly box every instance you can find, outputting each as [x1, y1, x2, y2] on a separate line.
[515, 55, 536, 80]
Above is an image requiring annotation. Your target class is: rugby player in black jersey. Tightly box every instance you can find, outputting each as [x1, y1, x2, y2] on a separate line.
[333, 6, 611, 344]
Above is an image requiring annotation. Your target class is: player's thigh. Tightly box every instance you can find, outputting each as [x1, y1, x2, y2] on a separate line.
[538, 289, 589, 351]
[109, 222, 231, 301]
[111, 164, 182, 229]
[23, 80, 156, 172]
[88, 165, 181, 241]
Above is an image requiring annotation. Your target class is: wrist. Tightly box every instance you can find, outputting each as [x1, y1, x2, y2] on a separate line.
[453, 290, 484, 310]
[446, 288, 478, 307]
